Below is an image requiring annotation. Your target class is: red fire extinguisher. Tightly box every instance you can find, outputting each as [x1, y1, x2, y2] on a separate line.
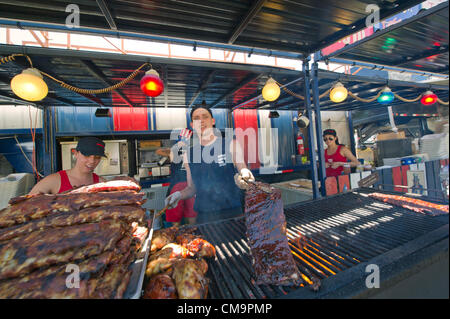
[297, 134, 305, 155]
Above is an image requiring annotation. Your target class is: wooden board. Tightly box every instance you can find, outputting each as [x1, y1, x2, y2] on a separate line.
[325, 177, 338, 196]
[392, 166, 403, 192]
[350, 173, 362, 190]
[338, 175, 350, 193]
[381, 168, 394, 191]
[401, 165, 410, 193]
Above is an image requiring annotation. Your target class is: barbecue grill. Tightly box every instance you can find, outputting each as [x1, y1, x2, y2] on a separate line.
[193, 188, 449, 299]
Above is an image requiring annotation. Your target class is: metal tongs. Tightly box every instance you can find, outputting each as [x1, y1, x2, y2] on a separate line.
[155, 203, 170, 219]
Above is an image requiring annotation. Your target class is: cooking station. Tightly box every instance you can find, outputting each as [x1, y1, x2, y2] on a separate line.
[194, 188, 448, 299]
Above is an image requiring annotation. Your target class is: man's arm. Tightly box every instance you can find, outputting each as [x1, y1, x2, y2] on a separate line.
[230, 138, 248, 172]
[179, 153, 196, 200]
[28, 173, 60, 195]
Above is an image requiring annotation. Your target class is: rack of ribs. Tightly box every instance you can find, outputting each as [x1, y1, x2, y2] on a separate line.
[0, 192, 145, 228]
[0, 205, 145, 242]
[369, 192, 449, 216]
[0, 179, 148, 299]
[0, 220, 129, 280]
[244, 182, 301, 286]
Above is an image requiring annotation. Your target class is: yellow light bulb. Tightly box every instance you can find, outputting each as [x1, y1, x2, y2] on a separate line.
[262, 77, 280, 102]
[329, 82, 348, 103]
[10, 68, 48, 102]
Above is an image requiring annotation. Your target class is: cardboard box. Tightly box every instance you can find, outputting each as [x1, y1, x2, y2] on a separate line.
[160, 166, 170, 176]
[151, 167, 161, 177]
[140, 140, 161, 148]
[377, 131, 405, 141]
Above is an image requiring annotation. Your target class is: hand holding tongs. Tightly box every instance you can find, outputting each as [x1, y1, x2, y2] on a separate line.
[155, 203, 170, 219]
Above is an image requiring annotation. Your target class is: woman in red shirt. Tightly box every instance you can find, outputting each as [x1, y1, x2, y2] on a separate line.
[323, 129, 359, 177]
[29, 137, 106, 194]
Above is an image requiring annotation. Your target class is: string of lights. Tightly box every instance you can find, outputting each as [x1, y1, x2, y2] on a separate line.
[261, 78, 449, 106]
[1, 54, 164, 102]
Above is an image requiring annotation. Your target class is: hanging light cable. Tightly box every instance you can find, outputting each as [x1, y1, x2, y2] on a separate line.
[2, 53, 153, 100]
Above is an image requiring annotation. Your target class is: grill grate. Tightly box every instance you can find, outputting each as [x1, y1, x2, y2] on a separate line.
[195, 190, 448, 299]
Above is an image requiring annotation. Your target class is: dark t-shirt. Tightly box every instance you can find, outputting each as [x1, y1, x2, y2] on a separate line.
[187, 136, 244, 223]
[167, 161, 186, 193]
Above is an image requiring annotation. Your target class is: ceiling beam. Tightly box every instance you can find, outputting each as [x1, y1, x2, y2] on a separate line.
[162, 65, 168, 108]
[228, 0, 267, 44]
[80, 59, 135, 107]
[210, 73, 263, 108]
[0, 45, 300, 77]
[0, 92, 40, 107]
[96, 0, 117, 30]
[395, 46, 449, 66]
[188, 70, 217, 107]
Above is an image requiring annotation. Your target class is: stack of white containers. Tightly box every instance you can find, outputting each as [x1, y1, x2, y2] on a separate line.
[420, 126, 449, 160]
[0, 173, 35, 209]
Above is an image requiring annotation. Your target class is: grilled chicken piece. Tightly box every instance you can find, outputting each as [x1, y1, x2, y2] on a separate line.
[145, 243, 192, 277]
[161, 243, 193, 259]
[150, 226, 178, 252]
[172, 259, 209, 299]
[143, 274, 178, 299]
[176, 233, 216, 258]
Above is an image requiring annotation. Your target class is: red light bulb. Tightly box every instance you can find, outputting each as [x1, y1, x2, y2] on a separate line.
[140, 69, 164, 97]
[420, 91, 437, 106]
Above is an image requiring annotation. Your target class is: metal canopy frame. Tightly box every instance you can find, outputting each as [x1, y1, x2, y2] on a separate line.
[0, 0, 448, 199]
[0, 0, 426, 57]
[317, 1, 449, 75]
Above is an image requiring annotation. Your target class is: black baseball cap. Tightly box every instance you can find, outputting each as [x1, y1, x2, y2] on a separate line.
[323, 129, 337, 137]
[76, 137, 106, 157]
[190, 106, 214, 119]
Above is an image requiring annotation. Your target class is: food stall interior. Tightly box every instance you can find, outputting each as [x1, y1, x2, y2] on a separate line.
[0, 0, 448, 300]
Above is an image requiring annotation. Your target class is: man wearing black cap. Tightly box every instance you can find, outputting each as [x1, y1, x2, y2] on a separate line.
[164, 106, 255, 224]
[29, 137, 106, 195]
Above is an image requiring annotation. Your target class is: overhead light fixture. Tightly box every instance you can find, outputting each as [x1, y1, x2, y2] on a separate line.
[95, 108, 111, 117]
[377, 87, 395, 105]
[329, 82, 348, 103]
[268, 110, 279, 118]
[10, 68, 48, 101]
[140, 68, 164, 97]
[262, 77, 280, 102]
[421, 91, 438, 106]
[297, 114, 310, 128]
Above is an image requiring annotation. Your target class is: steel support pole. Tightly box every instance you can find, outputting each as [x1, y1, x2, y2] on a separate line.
[46, 107, 57, 174]
[347, 111, 357, 156]
[303, 61, 320, 199]
[311, 57, 326, 197]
